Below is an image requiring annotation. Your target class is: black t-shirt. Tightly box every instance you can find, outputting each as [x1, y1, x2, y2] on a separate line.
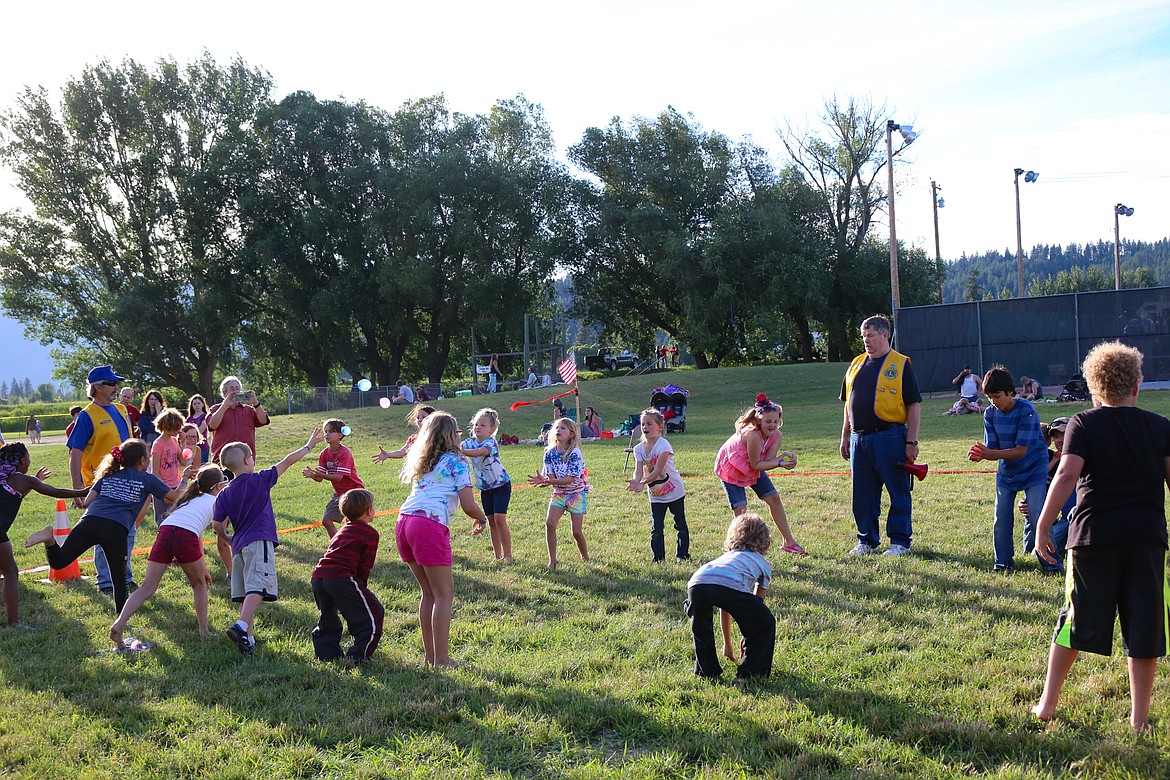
[1064, 405, 1170, 548]
[840, 351, 922, 431]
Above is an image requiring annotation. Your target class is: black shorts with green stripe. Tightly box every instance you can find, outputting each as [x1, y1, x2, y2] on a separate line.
[1052, 544, 1169, 658]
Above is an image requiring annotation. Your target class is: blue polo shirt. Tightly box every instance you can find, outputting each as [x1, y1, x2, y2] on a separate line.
[983, 397, 1049, 491]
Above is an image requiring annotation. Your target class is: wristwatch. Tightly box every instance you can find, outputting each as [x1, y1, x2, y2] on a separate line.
[906, 440, 918, 446]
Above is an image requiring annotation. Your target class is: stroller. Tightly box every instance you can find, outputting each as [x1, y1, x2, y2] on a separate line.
[650, 384, 689, 433]
[1058, 374, 1090, 402]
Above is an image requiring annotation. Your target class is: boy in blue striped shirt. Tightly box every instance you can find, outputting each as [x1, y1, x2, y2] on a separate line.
[969, 366, 1059, 574]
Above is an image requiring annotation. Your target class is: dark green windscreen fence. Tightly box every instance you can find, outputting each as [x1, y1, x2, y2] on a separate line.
[896, 287, 1170, 392]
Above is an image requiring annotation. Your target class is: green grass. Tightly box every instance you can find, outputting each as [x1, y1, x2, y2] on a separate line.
[3, 364, 1170, 778]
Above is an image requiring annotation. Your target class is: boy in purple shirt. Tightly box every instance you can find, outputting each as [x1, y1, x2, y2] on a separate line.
[212, 426, 321, 655]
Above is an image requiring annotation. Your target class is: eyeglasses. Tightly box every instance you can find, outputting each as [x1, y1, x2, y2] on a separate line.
[98, 381, 120, 387]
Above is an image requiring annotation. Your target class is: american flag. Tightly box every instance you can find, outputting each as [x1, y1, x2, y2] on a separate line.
[558, 354, 577, 385]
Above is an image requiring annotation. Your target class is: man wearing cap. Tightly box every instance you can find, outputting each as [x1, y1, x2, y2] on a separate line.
[67, 366, 136, 596]
[840, 315, 923, 557]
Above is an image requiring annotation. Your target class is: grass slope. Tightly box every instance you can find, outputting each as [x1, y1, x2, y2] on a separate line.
[2, 364, 1169, 778]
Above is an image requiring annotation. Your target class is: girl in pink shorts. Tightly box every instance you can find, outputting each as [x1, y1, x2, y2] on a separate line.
[394, 412, 488, 669]
[109, 464, 228, 648]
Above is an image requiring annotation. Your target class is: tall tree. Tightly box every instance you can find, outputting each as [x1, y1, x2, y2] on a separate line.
[0, 54, 273, 396]
[779, 96, 899, 360]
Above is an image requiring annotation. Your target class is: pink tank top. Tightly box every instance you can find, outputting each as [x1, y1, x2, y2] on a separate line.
[714, 429, 776, 487]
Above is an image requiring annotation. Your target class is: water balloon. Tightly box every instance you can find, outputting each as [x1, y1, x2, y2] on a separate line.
[379, 397, 391, 409]
[182, 448, 193, 460]
[341, 425, 352, 436]
[356, 378, 372, 392]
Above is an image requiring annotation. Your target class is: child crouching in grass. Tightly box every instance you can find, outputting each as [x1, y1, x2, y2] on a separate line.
[311, 488, 383, 665]
[684, 512, 775, 680]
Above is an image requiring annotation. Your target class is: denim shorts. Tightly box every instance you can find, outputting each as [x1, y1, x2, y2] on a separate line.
[721, 473, 777, 509]
[481, 482, 512, 515]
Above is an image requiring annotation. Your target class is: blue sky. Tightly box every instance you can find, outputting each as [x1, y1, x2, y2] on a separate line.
[2, 0, 1168, 383]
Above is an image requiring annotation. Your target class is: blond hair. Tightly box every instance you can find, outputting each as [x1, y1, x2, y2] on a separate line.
[1082, 341, 1143, 405]
[153, 407, 185, 436]
[546, 417, 582, 462]
[219, 442, 252, 472]
[638, 408, 665, 446]
[401, 412, 461, 484]
[723, 512, 772, 554]
[406, 404, 436, 428]
[470, 407, 499, 435]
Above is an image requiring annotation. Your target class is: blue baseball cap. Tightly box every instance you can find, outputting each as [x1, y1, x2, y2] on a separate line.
[87, 365, 124, 384]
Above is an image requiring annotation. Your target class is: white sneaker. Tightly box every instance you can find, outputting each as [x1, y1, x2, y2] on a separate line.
[848, 543, 879, 555]
[883, 544, 911, 557]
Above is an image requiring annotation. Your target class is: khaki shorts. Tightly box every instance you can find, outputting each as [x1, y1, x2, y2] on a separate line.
[323, 494, 343, 523]
[231, 539, 279, 603]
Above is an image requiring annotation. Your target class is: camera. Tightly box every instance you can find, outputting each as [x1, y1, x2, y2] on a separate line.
[233, 392, 251, 403]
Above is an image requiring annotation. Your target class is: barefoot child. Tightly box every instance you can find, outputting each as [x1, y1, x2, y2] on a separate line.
[714, 393, 805, 555]
[212, 427, 322, 656]
[529, 417, 589, 570]
[109, 464, 228, 647]
[303, 418, 365, 538]
[460, 408, 514, 563]
[150, 408, 191, 527]
[25, 440, 179, 616]
[684, 512, 776, 679]
[311, 488, 384, 664]
[395, 412, 488, 668]
[372, 405, 436, 464]
[0, 443, 88, 628]
[1032, 342, 1170, 734]
[626, 408, 689, 562]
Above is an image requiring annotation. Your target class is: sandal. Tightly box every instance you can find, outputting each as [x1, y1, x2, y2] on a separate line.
[781, 542, 808, 556]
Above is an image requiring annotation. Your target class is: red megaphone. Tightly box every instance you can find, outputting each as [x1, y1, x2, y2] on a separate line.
[899, 462, 928, 482]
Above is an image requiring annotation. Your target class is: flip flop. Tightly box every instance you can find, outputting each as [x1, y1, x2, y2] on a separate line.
[781, 543, 808, 556]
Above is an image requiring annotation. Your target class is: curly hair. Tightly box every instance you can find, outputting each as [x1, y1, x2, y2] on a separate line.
[723, 512, 772, 554]
[1082, 341, 1143, 405]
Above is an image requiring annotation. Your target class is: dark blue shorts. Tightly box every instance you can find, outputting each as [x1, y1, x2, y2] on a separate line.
[481, 482, 512, 516]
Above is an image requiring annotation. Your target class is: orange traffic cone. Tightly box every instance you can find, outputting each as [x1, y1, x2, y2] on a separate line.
[48, 499, 81, 582]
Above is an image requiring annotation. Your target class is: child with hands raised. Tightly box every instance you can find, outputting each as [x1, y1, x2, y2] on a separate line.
[714, 394, 805, 555]
[303, 418, 365, 538]
[460, 408, 514, 563]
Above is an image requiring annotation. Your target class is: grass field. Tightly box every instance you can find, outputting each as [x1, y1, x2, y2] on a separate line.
[3, 363, 1170, 778]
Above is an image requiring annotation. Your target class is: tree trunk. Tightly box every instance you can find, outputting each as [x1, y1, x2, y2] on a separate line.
[789, 310, 815, 361]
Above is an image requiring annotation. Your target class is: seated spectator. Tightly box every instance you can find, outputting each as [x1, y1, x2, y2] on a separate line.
[416, 385, 435, 402]
[952, 365, 982, 403]
[525, 366, 538, 389]
[390, 380, 415, 405]
[539, 402, 566, 446]
[582, 407, 603, 439]
[946, 397, 984, 415]
[1018, 375, 1043, 401]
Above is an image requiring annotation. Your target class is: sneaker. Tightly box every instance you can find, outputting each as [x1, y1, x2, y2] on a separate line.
[993, 564, 1015, 574]
[98, 586, 114, 597]
[883, 544, 911, 557]
[848, 543, 879, 555]
[226, 624, 254, 656]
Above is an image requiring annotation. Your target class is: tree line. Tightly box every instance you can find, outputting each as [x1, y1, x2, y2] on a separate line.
[0, 55, 945, 396]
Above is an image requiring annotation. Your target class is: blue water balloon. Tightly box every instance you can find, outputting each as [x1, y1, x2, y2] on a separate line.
[341, 425, 352, 436]
[356, 378, 372, 392]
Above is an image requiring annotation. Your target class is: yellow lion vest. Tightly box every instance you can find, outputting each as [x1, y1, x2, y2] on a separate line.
[844, 349, 909, 425]
[79, 402, 132, 486]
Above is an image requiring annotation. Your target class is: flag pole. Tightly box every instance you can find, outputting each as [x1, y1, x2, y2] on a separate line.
[571, 352, 580, 426]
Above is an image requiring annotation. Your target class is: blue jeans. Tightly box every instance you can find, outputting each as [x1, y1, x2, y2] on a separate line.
[94, 524, 135, 590]
[993, 481, 1055, 570]
[850, 426, 912, 548]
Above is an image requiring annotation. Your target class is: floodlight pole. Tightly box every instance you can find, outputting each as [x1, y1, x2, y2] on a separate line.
[1013, 168, 1026, 298]
[931, 180, 942, 304]
[1114, 203, 1134, 290]
[886, 121, 900, 339]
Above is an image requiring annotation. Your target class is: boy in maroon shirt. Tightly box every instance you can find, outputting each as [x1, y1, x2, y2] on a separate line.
[310, 489, 383, 664]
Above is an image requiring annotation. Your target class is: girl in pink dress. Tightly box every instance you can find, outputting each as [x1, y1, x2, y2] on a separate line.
[714, 393, 805, 555]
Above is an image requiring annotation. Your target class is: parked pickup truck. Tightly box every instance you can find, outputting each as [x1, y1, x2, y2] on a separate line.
[583, 348, 639, 372]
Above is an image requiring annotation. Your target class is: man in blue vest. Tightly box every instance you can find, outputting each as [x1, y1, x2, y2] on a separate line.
[839, 316, 923, 556]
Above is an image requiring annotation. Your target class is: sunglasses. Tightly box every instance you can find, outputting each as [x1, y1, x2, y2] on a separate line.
[98, 380, 120, 387]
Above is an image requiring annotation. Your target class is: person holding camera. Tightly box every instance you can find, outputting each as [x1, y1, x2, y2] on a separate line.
[208, 376, 270, 465]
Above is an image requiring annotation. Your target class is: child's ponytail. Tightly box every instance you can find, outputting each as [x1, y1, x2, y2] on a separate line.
[169, 464, 225, 515]
[735, 393, 783, 431]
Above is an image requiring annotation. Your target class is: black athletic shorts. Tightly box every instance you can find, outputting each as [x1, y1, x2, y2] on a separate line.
[1052, 544, 1169, 658]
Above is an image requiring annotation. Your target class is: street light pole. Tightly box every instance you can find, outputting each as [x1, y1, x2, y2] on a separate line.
[1013, 168, 1038, 297]
[1114, 203, 1135, 290]
[931, 180, 943, 303]
[885, 120, 916, 343]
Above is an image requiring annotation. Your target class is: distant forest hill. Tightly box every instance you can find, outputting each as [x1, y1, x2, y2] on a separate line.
[941, 238, 1170, 303]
